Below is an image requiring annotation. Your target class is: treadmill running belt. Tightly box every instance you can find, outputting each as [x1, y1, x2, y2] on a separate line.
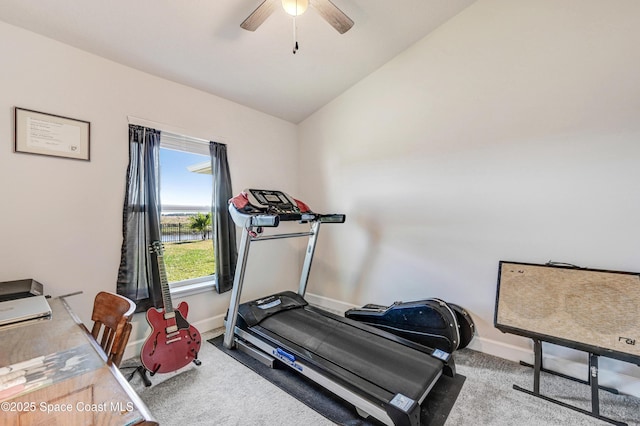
[259, 307, 443, 401]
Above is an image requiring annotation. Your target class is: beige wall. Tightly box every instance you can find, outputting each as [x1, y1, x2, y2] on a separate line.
[299, 0, 640, 394]
[0, 21, 301, 346]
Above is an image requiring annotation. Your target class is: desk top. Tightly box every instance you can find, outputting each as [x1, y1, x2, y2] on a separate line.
[0, 297, 156, 425]
[1, 298, 89, 366]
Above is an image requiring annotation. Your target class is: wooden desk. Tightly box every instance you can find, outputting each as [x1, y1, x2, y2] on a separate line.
[0, 297, 157, 425]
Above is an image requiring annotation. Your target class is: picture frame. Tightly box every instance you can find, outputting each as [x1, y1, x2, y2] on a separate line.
[14, 107, 90, 161]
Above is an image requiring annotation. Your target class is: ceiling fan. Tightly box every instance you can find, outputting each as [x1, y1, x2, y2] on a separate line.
[241, 0, 354, 35]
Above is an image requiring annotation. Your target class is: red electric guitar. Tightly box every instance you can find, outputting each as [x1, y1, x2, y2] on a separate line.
[141, 241, 202, 374]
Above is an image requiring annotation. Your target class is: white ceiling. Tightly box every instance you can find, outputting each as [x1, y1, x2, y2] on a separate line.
[0, 0, 476, 123]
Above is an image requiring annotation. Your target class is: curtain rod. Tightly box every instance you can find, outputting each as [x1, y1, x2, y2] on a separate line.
[127, 115, 226, 145]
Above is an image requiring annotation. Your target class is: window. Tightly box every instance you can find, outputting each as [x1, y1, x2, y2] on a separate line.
[159, 132, 214, 294]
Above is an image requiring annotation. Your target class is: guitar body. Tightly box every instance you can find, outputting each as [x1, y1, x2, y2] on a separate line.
[141, 301, 202, 374]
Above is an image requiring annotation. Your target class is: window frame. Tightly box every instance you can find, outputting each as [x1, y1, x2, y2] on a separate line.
[159, 133, 215, 296]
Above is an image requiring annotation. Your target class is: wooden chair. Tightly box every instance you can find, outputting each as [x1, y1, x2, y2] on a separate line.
[90, 291, 136, 367]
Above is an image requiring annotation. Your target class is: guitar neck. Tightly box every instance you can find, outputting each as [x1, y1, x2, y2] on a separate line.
[156, 253, 174, 314]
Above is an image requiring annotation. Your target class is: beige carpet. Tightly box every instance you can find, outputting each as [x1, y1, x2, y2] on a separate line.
[124, 329, 640, 425]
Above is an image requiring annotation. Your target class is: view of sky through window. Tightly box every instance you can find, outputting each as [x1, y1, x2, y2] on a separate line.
[160, 148, 211, 208]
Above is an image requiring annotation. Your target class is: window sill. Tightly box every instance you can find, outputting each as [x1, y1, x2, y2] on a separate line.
[170, 279, 215, 298]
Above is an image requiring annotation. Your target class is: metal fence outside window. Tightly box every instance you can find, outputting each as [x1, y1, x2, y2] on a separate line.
[160, 223, 211, 243]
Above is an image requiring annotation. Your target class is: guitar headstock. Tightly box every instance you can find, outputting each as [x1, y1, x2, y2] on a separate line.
[149, 241, 165, 256]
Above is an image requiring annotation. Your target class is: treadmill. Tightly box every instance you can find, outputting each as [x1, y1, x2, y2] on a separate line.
[223, 189, 454, 426]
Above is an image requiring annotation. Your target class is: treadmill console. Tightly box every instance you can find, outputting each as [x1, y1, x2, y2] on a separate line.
[229, 189, 346, 228]
[246, 189, 299, 214]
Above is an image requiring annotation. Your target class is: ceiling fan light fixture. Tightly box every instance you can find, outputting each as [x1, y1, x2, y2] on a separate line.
[282, 0, 309, 16]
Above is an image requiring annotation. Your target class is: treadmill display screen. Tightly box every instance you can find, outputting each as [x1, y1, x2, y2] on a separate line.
[250, 189, 294, 210]
[264, 194, 281, 203]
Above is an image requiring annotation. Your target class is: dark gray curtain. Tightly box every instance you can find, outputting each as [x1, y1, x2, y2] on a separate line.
[210, 142, 237, 293]
[117, 125, 163, 312]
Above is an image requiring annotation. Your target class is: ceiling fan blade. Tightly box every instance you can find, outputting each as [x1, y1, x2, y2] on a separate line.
[309, 0, 354, 34]
[241, 0, 279, 31]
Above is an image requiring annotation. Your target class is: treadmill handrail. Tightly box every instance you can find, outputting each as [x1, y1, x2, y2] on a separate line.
[224, 197, 344, 350]
[250, 231, 314, 241]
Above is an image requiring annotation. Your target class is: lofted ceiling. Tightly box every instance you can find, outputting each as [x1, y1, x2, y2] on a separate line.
[0, 0, 476, 123]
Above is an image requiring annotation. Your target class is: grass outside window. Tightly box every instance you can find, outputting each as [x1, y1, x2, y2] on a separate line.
[163, 240, 215, 283]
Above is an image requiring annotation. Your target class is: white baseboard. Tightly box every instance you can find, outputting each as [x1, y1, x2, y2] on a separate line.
[466, 335, 534, 364]
[305, 292, 359, 315]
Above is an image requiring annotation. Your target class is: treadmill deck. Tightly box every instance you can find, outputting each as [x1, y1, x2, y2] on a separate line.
[239, 296, 446, 404]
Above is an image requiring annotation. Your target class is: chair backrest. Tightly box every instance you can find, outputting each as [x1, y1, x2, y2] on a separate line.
[90, 291, 136, 367]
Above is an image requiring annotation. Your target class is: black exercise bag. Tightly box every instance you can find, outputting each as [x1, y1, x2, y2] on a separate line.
[448, 302, 475, 349]
[345, 298, 475, 353]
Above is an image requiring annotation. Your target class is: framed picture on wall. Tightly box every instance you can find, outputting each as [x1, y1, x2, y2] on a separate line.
[14, 107, 90, 161]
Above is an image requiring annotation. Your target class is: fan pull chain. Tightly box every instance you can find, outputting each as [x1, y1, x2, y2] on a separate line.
[292, 16, 299, 54]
